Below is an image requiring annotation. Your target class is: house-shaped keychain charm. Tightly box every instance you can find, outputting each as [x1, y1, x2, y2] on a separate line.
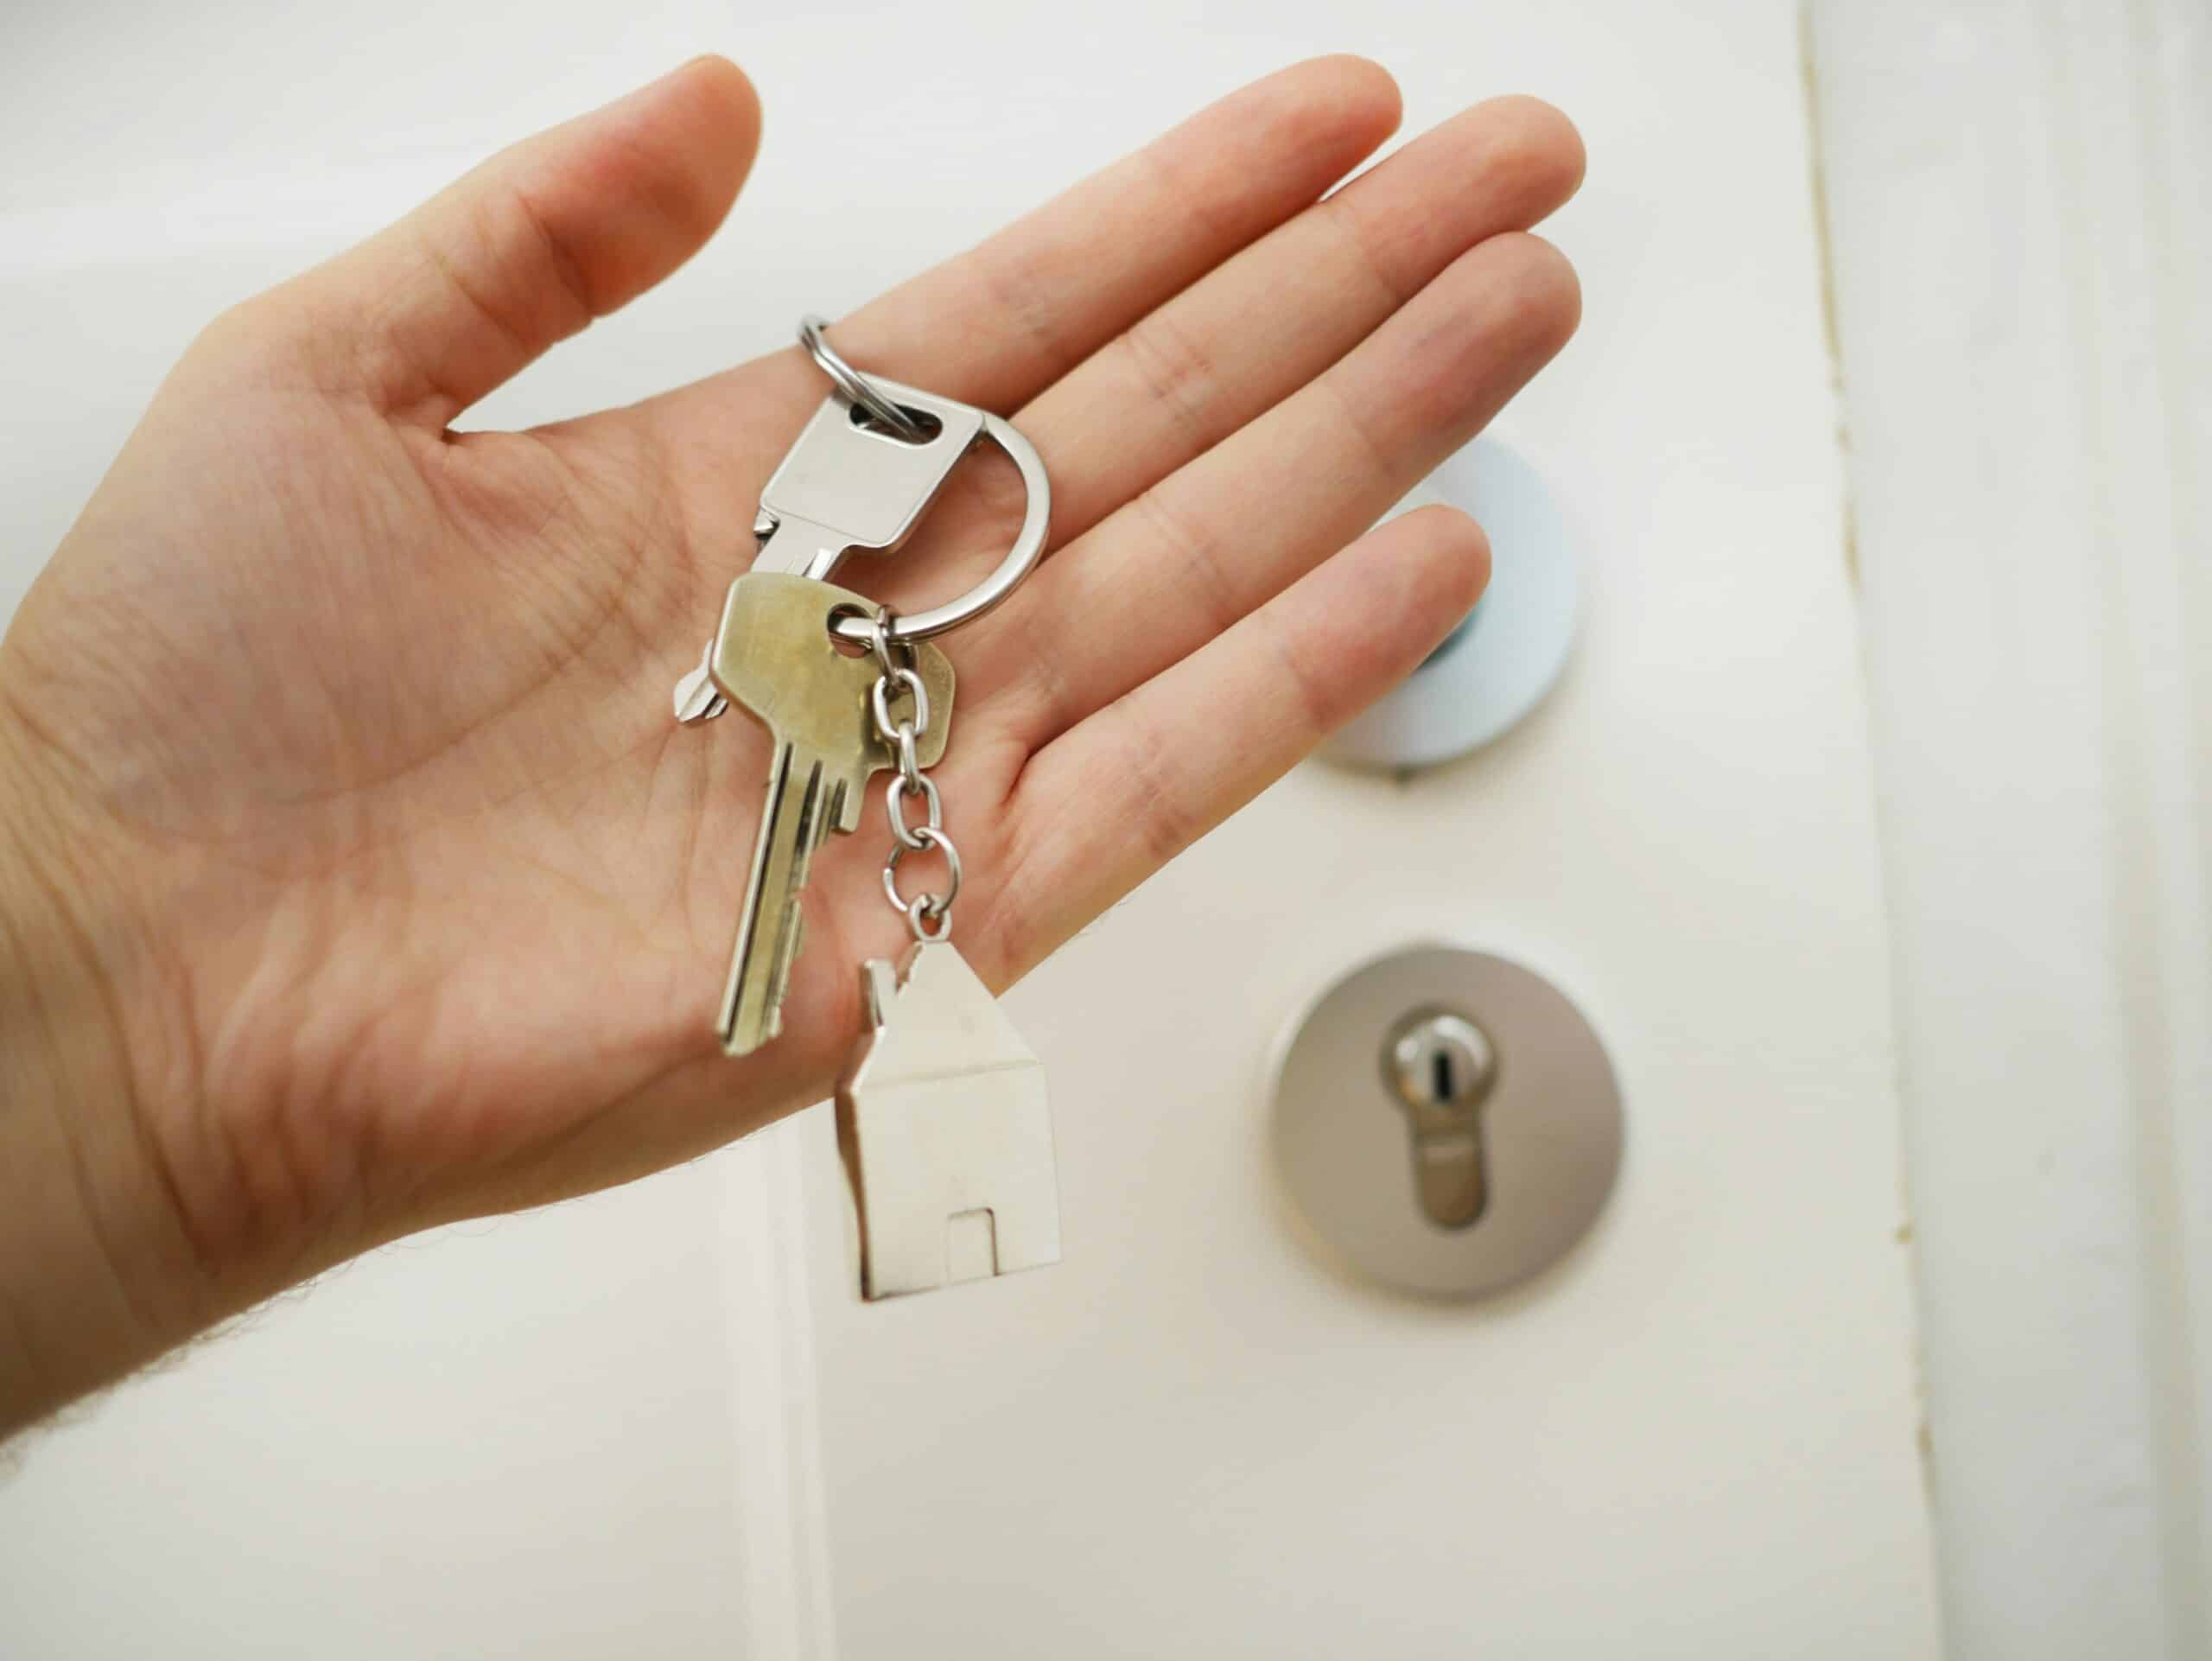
[835, 941, 1062, 1301]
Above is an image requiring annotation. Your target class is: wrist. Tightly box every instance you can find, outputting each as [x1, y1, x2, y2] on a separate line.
[0, 714, 212, 1437]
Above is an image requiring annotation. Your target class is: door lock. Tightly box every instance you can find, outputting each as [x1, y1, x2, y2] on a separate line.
[1273, 945, 1624, 1300]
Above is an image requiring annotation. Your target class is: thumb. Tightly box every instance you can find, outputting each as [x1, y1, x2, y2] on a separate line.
[261, 56, 760, 428]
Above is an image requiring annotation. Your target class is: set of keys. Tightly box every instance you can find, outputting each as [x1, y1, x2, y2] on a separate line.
[672, 318, 1061, 1301]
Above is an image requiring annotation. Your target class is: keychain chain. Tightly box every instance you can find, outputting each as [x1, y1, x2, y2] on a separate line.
[861, 606, 963, 943]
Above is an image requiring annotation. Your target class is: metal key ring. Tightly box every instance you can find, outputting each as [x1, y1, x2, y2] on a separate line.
[795, 319, 1054, 646]
[798, 315, 929, 442]
[824, 401, 1052, 647]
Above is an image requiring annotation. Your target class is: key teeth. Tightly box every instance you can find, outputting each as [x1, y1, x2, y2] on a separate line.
[736, 760, 827, 1055]
[772, 904, 806, 1021]
[716, 751, 823, 1057]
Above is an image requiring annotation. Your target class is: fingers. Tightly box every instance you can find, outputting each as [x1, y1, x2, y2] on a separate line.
[823, 54, 1406, 411]
[726, 93, 1578, 633]
[260, 57, 761, 426]
[976, 231, 1580, 749]
[636, 56, 1403, 483]
[982, 506, 1490, 979]
[1018, 94, 1584, 550]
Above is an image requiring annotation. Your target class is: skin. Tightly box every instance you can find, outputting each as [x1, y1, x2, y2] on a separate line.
[0, 54, 1582, 1438]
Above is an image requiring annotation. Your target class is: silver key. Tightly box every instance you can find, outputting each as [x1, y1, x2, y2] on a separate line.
[752, 378, 987, 578]
[710, 571, 955, 1056]
[674, 379, 985, 724]
[836, 940, 1062, 1299]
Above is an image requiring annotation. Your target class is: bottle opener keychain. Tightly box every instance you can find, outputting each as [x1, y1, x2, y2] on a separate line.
[671, 316, 1061, 1301]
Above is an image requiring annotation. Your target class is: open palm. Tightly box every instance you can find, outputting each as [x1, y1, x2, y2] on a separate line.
[2, 56, 1580, 1302]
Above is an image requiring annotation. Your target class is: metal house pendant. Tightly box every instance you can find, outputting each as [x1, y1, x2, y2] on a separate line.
[835, 941, 1062, 1301]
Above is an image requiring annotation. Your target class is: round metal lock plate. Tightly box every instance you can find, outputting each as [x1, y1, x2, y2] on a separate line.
[1272, 946, 1623, 1299]
[1320, 440, 1580, 773]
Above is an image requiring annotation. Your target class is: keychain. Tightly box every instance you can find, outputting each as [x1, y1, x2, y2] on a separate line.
[672, 316, 1061, 1300]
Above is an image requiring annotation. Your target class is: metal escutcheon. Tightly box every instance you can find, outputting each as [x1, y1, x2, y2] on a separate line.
[1272, 945, 1623, 1300]
[1320, 440, 1579, 772]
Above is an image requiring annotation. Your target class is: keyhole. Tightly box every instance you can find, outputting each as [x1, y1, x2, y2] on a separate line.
[1382, 1009, 1498, 1229]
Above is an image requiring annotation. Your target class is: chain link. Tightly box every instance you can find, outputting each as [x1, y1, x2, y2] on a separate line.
[861, 605, 963, 942]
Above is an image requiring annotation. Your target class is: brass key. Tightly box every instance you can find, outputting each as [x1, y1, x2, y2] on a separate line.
[710, 572, 954, 1056]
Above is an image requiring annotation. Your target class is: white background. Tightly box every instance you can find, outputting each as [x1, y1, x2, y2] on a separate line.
[0, 2, 1942, 1657]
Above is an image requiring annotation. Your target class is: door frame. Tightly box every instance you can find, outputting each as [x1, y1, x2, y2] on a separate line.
[1808, 3, 2212, 1655]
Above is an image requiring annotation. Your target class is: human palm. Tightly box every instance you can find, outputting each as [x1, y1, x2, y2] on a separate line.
[1, 56, 1580, 1304]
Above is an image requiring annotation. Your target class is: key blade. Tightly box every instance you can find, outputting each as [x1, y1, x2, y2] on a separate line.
[750, 514, 855, 581]
[718, 741, 838, 1055]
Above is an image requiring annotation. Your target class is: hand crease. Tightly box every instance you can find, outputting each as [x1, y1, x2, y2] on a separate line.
[1135, 483, 1242, 635]
[1316, 184, 1424, 310]
[1118, 303, 1224, 455]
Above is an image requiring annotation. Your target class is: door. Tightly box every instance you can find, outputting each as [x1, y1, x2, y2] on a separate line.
[760, 4, 1936, 1652]
[0, 2, 1939, 1657]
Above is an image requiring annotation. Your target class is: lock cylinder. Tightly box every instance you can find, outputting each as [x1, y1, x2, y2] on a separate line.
[1382, 1010, 1497, 1228]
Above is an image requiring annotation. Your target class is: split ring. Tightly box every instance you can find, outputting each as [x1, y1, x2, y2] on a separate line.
[798, 315, 929, 442]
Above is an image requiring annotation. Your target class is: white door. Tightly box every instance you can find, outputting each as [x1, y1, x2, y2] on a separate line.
[0, 3, 1941, 1657]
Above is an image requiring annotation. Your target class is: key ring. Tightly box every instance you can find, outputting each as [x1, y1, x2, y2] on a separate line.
[828, 403, 1048, 646]
[797, 318, 1052, 647]
[798, 315, 930, 443]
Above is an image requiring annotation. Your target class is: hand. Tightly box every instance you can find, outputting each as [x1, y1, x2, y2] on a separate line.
[0, 55, 1581, 1429]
